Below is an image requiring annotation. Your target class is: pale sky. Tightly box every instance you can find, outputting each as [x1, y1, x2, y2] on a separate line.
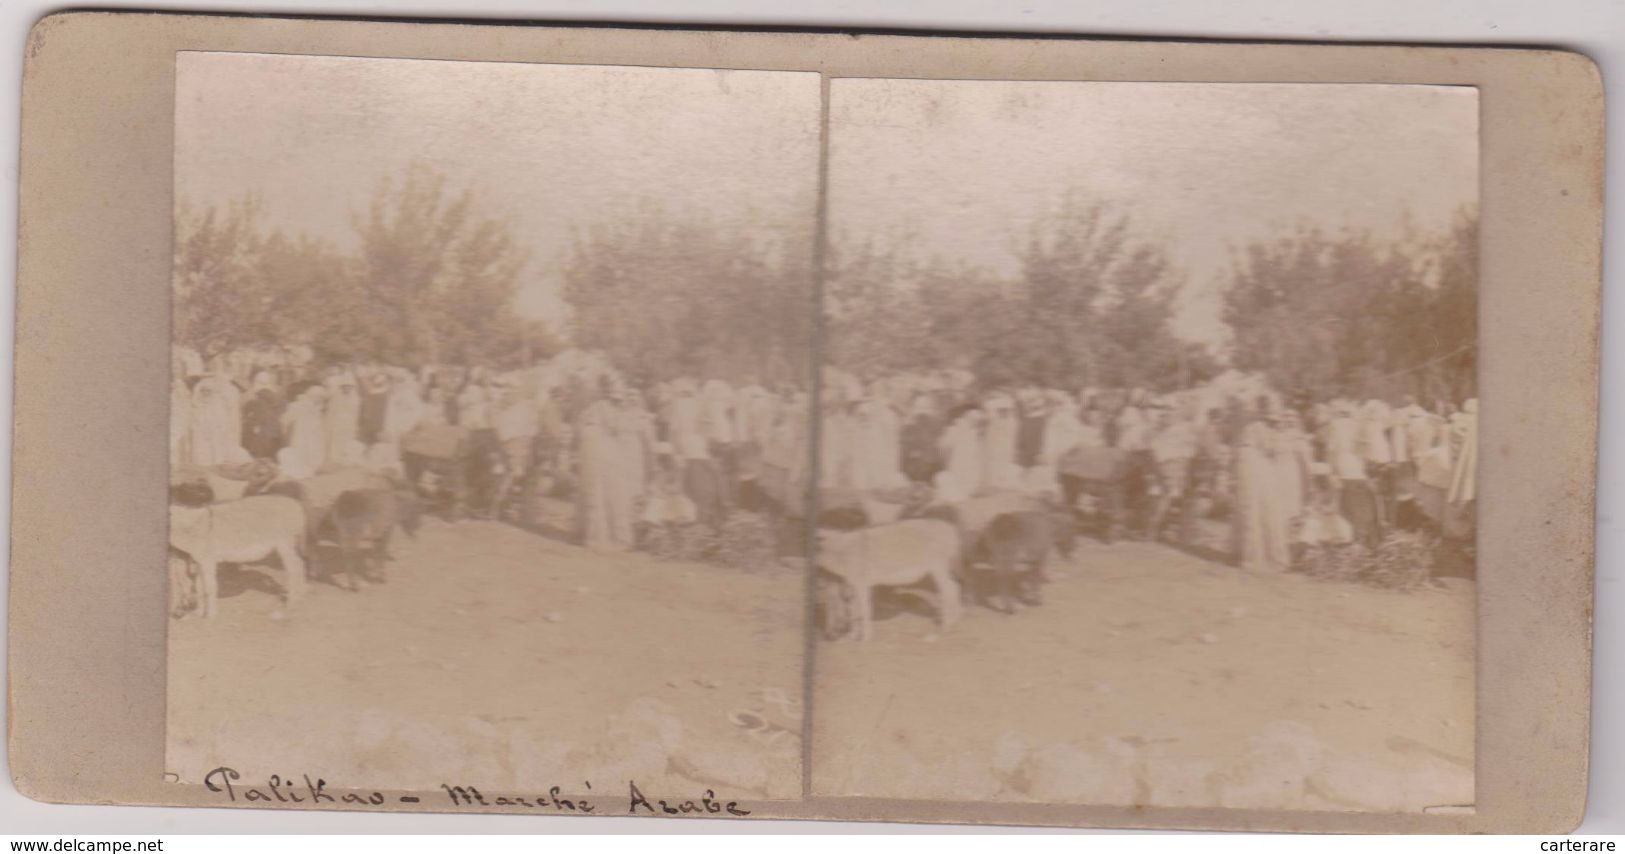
[175, 52, 823, 323]
[176, 57, 1476, 349]
[827, 79, 1479, 345]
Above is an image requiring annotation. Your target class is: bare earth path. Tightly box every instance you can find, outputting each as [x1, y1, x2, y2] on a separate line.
[812, 540, 1475, 812]
[169, 518, 1473, 815]
[166, 517, 807, 802]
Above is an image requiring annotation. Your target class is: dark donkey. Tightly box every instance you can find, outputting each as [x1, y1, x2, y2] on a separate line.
[330, 488, 423, 591]
[980, 510, 1078, 614]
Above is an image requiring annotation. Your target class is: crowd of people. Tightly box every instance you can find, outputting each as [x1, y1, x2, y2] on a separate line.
[170, 343, 1478, 575]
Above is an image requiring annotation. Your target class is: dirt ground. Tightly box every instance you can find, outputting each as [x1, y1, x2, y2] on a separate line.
[169, 515, 1474, 814]
[811, 537, 1475, 812]
[166, 515, 808, 802]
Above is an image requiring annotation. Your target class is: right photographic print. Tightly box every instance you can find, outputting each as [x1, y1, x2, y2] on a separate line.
[810, 79, 1479, 812]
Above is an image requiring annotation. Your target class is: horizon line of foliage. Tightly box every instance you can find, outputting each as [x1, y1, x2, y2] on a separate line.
[173, 162, 560, 369]
[826, 194, 1218, 393]
[1224, 209, 1477, 407]
[827, 192, 1477, 405]
[561, 211, 815, 389]
[176, 164, 1476, 403]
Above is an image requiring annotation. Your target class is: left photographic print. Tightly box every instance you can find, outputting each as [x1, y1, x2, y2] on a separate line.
[165, 52, 822, 804]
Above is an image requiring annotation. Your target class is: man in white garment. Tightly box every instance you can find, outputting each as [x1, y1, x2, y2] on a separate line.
[1148, 404, 1199, 542]
[1324, 400, 1380, 548]
[492, 377, 540, 519]
[700, 379, 738, 507]
[1388, 394, 1429, 518]
[982, 392, 1022, 492]
[670, 379, 725, 526]
[1032, 390, 1085, 497]
[1359, 399, 1397, 528]
[732, 382, 775, 505]
[187, 374, 250, 468]
[933, 405, 987, 505]
[324, 370, 364, 469]
[856, 391, 907, 493]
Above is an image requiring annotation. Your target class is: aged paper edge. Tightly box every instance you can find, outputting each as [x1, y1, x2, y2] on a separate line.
[7, 11, 1602, 833]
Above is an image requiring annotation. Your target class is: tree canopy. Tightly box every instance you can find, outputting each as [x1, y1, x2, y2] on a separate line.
[173, 162, 558, 368]
[562, 213, 814, 388]
[826, 196, 1219, 393]
[176, 164, 1475, 404]
[1223, 210, 1477, 406]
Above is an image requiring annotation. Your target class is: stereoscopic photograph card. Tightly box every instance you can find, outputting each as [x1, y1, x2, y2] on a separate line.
[8, 12, 1603, 833]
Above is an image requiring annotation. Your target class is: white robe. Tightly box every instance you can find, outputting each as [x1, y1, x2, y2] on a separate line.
[381, 380, 427, 442]
[618, 405, 655, 503]
[669, 394, 709, 461]
[1447, 409, 1476, 505]
[856, 399, 907, 492]
[324, 380, 363, 469]
[1406, 413, 1441, 465]
[578, 399, 633, 550]
[1359, 402, 1395, 465]
[170, 381, 192, 467]
[283, 396, 327, 477]
[187, 377, 247, 467]
[1039, 408, 1085, 466]
[1115, 406, 1151, 452]
[933, 416, 985, 504]
[983, 410, 1021, 492]
[733, 386, 774, 446]
[821, 410, 859, 493]
[457, 385, 492, 430]
[1324, 415, 1366, 481]
[701, 381, 736, 446]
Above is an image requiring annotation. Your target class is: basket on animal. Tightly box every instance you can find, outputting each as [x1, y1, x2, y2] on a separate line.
[399, 423, 495, 518]
[399, 423, 469, 461]
[170, 459, 279, 504]
[1058, 445, 1128, 482]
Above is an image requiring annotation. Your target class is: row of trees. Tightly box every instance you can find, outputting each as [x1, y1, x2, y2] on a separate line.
[826, 194, 1477, 405]
[1225, 212, 1477, 406]
[562, 215, 814, 388]
[177, 163, 1477, 405]
[174, 163, 558, 368]
[825, 195, 1221, 392]
[176, 163, 813, 384]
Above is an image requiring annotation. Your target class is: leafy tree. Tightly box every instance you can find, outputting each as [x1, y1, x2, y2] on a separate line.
[172, 197, 269, 356]
[825, 195, 1208, 393]
[563, 211, 813, 387]
[352, 162, 531, 366]
[1224, 210, 1477, 404]
[173, 163, 556, 370]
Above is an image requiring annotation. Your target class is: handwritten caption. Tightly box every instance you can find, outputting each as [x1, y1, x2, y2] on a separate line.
[202, 767, 752, 817]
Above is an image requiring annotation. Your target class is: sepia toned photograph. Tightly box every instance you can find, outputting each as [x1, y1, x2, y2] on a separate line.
[165, 52, 822, 802]
[9, 8, 1608, 836]
[811, 79, 1479, 812]
[161, 51, 1483, 817]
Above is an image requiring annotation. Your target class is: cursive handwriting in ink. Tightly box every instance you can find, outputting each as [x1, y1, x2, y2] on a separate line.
[628, 780, 750, 817]
[201, 766, 751, 818]
[440, 783, 598, 812]
[205, 767, 385, 806]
